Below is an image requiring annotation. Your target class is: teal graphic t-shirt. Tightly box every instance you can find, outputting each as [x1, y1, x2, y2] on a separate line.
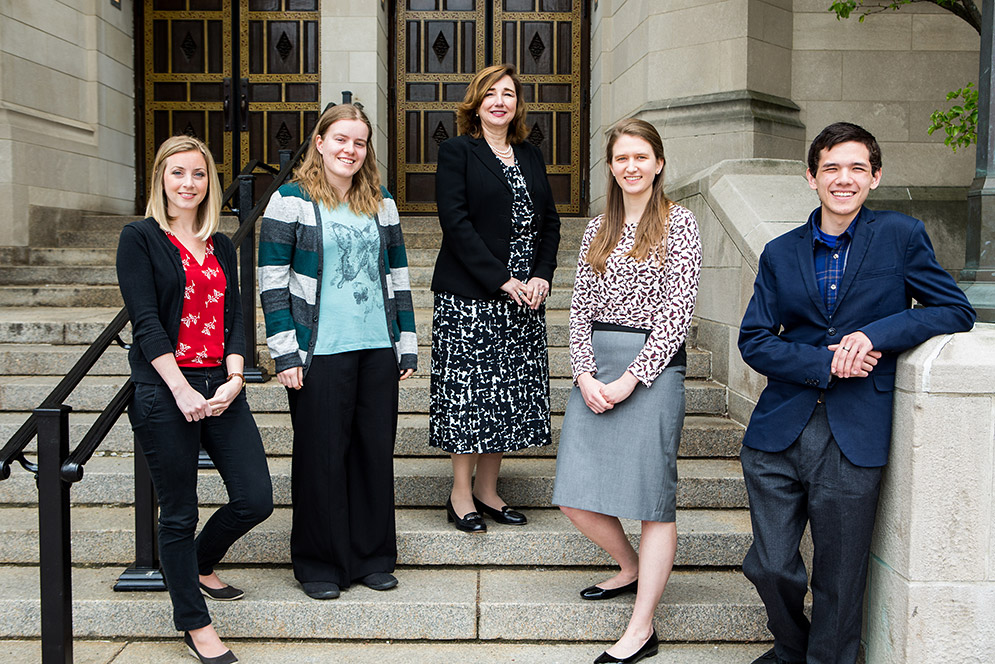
[313, 203, 392, 355]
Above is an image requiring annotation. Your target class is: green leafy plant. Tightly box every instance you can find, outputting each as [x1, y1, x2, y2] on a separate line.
[828, 0, 982, 151]
[927, 83, 978, 152]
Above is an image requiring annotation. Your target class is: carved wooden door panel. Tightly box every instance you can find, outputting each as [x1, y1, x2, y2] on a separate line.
[393, 0, 588, 215]
[142, 0, 318, 199]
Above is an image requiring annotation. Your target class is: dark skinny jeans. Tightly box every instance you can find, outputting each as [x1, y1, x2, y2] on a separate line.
[129, 365, 273, 631]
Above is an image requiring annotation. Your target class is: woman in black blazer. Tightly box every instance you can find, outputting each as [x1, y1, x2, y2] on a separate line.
[429, 64, 561, 532]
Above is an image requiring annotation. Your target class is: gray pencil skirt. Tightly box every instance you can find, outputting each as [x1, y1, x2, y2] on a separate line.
[552, 325, 686, 523]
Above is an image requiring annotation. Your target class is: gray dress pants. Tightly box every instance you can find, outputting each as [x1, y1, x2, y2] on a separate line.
[740, 403, 883, 664]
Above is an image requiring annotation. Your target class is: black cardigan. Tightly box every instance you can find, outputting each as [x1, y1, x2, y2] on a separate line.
[431, 134, 561, 299]
[116, 217, 245, 385]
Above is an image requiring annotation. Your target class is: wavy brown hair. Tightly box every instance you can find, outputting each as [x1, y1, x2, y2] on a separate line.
[292, 104, 382, 216]
[146, 135, 222, 241]
[456, 64, 529, 143]
[585, 118, 672, 275]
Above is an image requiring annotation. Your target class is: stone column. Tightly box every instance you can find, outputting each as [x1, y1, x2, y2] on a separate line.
[865, 324, 995, 663]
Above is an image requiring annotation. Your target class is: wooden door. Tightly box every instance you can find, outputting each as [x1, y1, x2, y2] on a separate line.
[392, 0, 588, 215]
[141, 0, 319, 199]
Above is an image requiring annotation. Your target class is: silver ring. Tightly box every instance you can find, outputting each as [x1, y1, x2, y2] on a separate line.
[843, 347, 851, 352]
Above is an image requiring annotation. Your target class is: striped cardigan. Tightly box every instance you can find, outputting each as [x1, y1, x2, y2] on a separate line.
[258, 183, 416, 376]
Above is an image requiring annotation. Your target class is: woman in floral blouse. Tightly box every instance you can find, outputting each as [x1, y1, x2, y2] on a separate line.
[117, 135, 273, 664]
[552, 118, 702, 664]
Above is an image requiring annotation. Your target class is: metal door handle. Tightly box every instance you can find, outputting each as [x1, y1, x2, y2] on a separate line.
[239, 78, 249, 131]
[223, 77, 232, 131]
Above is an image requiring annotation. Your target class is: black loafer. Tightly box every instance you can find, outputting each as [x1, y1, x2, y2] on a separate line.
[184, 631, 238, 664]
[199, 582, 244, 601]
[446, 498, 486, 533]
[580, 579, 638, 600]
[301, 581, 340, 600]
[473, 495, 527, 525]
[593, 629, 658, 663]
[361, 572, 398, 591]
[751, 648, 803, 664]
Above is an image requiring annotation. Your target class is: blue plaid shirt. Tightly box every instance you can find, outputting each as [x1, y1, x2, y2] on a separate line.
[812, 214, 858, 314]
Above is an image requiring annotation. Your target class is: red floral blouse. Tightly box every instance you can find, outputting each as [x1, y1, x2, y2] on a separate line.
[167, 234, 226, 367]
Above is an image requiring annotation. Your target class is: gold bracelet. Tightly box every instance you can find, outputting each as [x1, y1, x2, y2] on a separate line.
[227, 372, 245, 389]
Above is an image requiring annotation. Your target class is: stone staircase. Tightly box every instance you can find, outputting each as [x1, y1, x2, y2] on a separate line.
[0, 212, 770, 662]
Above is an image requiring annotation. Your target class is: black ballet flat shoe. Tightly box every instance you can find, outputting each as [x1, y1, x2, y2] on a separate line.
[184, 631, 238, 664]
[445, 498, 486, 533]
[473, 495, 528, 525]
[593, 629, 658, 663]
[199, 582, 244, 601]
[301, 581, 340, 599]
[751, 647, 804, 664]
[361, 572, 398, 591]
[580, 578, 638, 600]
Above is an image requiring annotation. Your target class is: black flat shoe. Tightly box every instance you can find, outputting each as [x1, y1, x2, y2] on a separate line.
[473, 495, 527, 525]
[446, 498, 486, 533]
[580, 578, 638, 600]
[184, 631, 238, 664]
[199, 582, 244, 601]
[361, 572, 398, 590]
[751, 647, 804, 664]
[593, 629, 658, 663]
[301, 581, 340, 599]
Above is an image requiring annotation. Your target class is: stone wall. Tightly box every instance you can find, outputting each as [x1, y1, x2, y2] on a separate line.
[866, 325, 995, 663]
[320, 0, 390, 180]
[0, 0, 135, 246]
[791, 0, 978, 187]
[590, 0, 980, 215]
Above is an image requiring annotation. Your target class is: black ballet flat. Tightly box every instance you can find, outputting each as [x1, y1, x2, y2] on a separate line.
[473, 495, 528, 525]
[184, 631, 238, 664]
[199, 581, 244, 601]
[445, 498, 486, 533]
[580, 579, 638, 600]
[593, 629, 658, 663]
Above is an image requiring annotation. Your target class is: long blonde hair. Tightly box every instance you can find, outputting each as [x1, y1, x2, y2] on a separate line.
[456, 64, 529, 143]
[585, 118, 672, 275]
[292, 104, 382, 216]
[145, 135, 222, 241]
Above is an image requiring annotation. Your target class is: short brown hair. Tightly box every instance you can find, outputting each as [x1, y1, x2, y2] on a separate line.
[456, 64, 529, 143]
[145, 135, 222, 241]
[808, 122, 882, 175]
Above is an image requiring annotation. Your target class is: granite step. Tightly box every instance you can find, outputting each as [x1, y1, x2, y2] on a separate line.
[0, 505, 752, 566]
[0, 342, 712, 384]
[0, 304, 701, 350]
[0, 456, 748, 509]
[0, 639, 774, 664]
[28, 248, 117, 267]
[0, 412, 743, 459]
[0, 266, 119, 286]
[0, 375, 728, 416]
[0, 285, 124, 307]
[0, 565, 769, 642]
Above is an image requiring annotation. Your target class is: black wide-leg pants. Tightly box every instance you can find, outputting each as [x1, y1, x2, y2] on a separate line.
[287, 349, 399, 587]
[740, 403, 883, 664]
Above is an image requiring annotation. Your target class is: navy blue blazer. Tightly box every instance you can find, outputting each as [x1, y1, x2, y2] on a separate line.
[738, 206, 975, 467]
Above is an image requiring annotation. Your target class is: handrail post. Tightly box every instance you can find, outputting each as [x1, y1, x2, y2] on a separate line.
[279, 149, 293, 170]
[114, 433, 165, 591]
[238, 172, 268, 384]
[35, 404, 73, 664]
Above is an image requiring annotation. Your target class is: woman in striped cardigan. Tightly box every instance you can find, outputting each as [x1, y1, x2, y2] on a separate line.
[258, 104, 416, 600]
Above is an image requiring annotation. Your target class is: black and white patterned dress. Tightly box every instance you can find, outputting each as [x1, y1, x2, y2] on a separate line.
[429, 157, 552, 454]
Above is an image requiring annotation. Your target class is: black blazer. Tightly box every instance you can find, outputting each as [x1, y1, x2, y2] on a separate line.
[117, 217, 245, 385]
[431, 134, 561, 299]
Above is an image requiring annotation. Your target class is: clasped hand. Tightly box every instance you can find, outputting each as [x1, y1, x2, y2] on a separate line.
[171, 377, 242, 422]
[500, 277, 550, 310]
[577, 371, 639, 414]
[828, 331, 881, 379]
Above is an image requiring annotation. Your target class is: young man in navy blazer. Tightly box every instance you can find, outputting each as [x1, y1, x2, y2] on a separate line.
[737, 122, 976, 664]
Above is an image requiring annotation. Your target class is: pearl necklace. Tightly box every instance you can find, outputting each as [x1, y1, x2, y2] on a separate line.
[488, 142, 513, 159]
